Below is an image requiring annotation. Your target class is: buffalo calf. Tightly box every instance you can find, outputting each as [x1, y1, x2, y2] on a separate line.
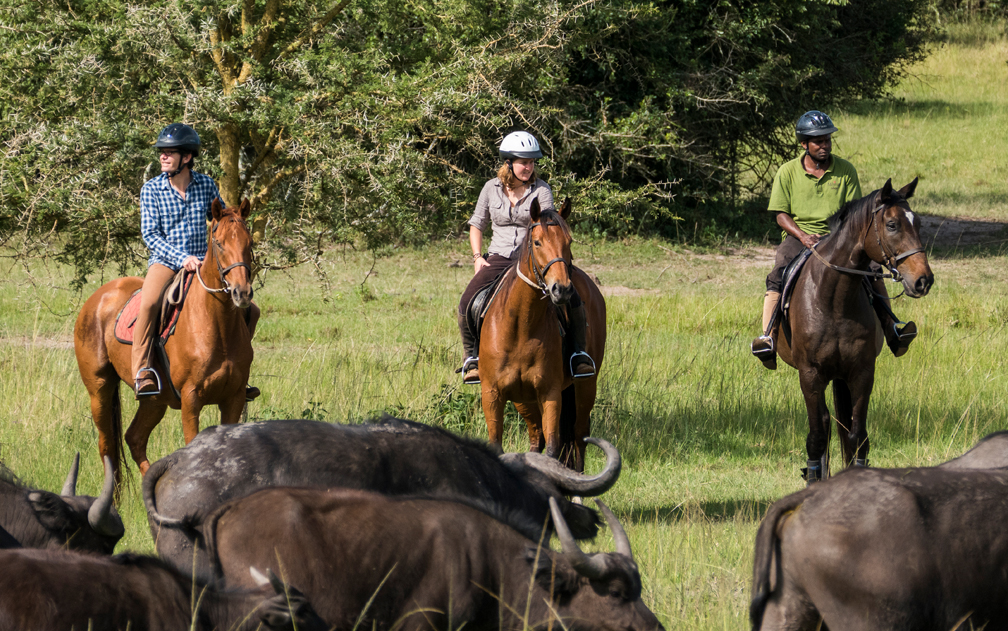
[204, 487, 663, 631]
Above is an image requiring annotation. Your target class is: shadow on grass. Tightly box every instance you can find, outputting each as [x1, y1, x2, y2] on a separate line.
[918, 213, 1008, 258]
[627, 499, 774, 525]
[844, 99, 1000, 119]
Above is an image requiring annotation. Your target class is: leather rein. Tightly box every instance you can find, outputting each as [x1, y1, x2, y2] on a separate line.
[196, 217, 252, 294]
[515, 217, 570, 295]
[809, 201, 925, 283]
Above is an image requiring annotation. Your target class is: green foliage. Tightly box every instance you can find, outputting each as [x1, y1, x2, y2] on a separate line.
[0, 0, 935, 286]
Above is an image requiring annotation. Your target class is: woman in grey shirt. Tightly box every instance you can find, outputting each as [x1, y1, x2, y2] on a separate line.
[458, 131, 595, 384]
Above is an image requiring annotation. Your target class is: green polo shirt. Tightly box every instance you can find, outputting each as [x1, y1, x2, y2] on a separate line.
[768, 155, 861, 241]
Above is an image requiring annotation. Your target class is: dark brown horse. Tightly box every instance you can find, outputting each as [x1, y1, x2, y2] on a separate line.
[74, 199, 255, 481]
[775, 179, 933, 483]
[479, 197, 606, 471]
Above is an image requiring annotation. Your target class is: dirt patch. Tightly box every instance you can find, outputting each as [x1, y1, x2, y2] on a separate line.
[0, 336, 74, 350]
[919, 215, 1008, 249]
[599, 285, 661, 297]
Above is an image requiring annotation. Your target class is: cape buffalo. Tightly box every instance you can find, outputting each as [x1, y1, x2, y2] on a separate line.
[0, 547, 327, 631]
[144, 416, 620, 580]
[938, 430, 1008, 469]
[751, 466, 1008, 630]
[203, 487, 663, 631]
[0, 454, 123, 553]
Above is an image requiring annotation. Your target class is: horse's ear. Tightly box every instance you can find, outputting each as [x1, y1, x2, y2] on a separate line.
[211, 198, 224, 221]
[529, 197, 541, 222]
[239, 198, 251, 218]
[879, 178, 893, 201]
[898, 177, 918, 200]
[559, 197, 571, 220]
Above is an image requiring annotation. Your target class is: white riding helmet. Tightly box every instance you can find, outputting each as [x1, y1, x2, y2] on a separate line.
[499, 131, 543, 160]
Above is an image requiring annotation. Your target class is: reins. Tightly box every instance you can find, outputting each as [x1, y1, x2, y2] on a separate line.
[810, 201, 925, 284]
[196, 217, 252, 294]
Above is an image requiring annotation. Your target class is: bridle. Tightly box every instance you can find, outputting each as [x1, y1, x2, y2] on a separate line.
[197, 216, 253, 294]
[810, 200, 925, 284]
[515, 216, 570, 295]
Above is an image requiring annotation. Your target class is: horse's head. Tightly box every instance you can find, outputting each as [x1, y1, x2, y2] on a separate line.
[208, 198, 255, 308]
[865, 178, 934, 298]
[527, 197, 574, 305]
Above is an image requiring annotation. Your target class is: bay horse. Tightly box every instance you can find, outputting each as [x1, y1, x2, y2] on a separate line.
[775, 178, 933, 483]
[479, 197, 606, 471]
[74, 198, 255, 481]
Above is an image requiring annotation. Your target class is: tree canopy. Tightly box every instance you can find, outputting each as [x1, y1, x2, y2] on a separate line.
[0, 0, 934, 288]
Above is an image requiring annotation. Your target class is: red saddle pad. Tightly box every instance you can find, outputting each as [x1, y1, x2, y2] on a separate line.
[114, 274, 194, 345]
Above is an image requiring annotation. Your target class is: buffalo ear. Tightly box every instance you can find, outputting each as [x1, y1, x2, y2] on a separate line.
[239, 198, 251, 219]
[559, 197, 571, 220]
[898, 177, 919, 200]
[526, 547, 580, 598]
[529, 197, 541, 222]
[27, 491, 76, 535]
[879, 178, 893, 202]
[211, 198, 224, 221]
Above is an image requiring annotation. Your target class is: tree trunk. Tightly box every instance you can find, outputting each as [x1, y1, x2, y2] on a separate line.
[218, 123, 241, 207]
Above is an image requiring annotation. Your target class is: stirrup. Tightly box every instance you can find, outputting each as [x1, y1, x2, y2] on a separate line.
[889, 321, 917, 357]
[569, 351, 596, 379]
[462, 357, 480, 385]
[245, 385, 261, 402]
[751, 335, 777, 370]
[134, 367, 162, 398]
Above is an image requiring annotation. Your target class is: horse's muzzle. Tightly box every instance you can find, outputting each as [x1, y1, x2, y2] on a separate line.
[548, 282, 574, 306]
[905, 272, 934, 298]
[231, 285, 253, 309]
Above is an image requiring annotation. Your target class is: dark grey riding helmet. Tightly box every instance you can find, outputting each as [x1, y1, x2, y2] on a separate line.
[155, 123, 201, 157]
[795, 111, 838, 142]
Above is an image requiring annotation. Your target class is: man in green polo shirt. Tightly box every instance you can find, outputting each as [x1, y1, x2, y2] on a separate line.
[751, 110, 917, 369]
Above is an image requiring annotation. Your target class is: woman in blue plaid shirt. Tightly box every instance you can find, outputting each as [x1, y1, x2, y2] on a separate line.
[133, 123, 260, 399]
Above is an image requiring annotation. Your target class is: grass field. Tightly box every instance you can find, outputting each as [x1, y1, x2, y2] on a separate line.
[2, 28, 1008, 630]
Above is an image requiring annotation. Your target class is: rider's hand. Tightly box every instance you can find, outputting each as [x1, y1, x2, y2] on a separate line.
[473, 256, 490, 274]
[800, 234, 821, 249]
[182, 256, 202, 272]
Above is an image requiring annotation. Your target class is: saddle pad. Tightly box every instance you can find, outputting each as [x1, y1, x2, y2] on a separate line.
[114, 272, 195, 345]
[781, 248, 813, 316]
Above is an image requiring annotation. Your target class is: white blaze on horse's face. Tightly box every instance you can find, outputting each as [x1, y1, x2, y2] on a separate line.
[904, 209, 915, 225]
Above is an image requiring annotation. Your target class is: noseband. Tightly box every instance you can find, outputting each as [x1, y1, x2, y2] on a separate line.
[515, 218, 570, 295]
[811, 201, 925, 283]
[197, 217, 252, 294]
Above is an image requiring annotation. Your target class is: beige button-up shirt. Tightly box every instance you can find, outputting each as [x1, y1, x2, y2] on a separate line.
[468, 177, 555, 258]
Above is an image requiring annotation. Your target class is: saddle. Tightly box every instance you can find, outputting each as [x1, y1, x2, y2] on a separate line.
[114, 270, 195, 346]
[779, 249, 813, 320]
[464, 267, 513, 355]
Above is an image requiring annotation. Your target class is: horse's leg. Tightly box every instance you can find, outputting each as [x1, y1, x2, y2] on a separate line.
[514, 402, 544, 453]
[800, 371, 831, 483]
[539, 390, 564, 461]
[218, 394, 246, 426]
[124, 400, 169, 475]
[847, 369, 875, 466]
[179, 391, 206, 445]
[481, 384, 507, 449]
[832, 379, 857, 467]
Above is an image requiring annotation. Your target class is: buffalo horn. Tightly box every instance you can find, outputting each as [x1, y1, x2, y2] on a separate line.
[514, 437, 621, 496]
[88, 456, 124, 536]
[595, 499, 634, 562]
[61, 452, 80, 497]
[548, 496, 609, 579]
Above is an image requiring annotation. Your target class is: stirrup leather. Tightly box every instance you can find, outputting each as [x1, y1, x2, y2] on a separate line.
[134, 367, 162, 397]
[569, 351, 596, 379]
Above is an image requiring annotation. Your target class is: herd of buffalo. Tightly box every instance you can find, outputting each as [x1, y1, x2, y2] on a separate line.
[4, 415, 1008, 630]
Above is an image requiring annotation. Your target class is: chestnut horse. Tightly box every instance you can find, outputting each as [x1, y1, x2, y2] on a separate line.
[479, 197, 606, 471]
[775, 179, 933, 483]
[74, 199, 255, 481]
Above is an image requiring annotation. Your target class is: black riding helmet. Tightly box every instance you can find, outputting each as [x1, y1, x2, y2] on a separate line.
[155, 123, 201, 158]
[795, 110, 838, 142]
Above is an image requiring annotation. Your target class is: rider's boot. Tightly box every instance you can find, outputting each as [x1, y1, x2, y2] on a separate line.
[245, 304, 261, 401]
[870, 279, 917, 357]
[134, 367, 161, 399]
[568, 304, 596, 379]
[458, 313, 480, 385]
[751, 291, 781, 370]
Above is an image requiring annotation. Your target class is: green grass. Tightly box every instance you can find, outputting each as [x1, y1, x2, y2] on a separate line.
[2, 35, 1008, 631]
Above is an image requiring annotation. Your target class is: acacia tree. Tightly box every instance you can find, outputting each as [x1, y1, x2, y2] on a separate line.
[0, 0, 933, 288]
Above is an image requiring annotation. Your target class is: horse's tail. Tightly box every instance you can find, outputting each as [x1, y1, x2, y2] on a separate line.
[108, 383, 130, 498]
[558, 384, 578, 469]
[750, 489, 810, 630]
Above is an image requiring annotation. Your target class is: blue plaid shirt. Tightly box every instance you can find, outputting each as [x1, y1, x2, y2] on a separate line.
[139, 172, 222, 270]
